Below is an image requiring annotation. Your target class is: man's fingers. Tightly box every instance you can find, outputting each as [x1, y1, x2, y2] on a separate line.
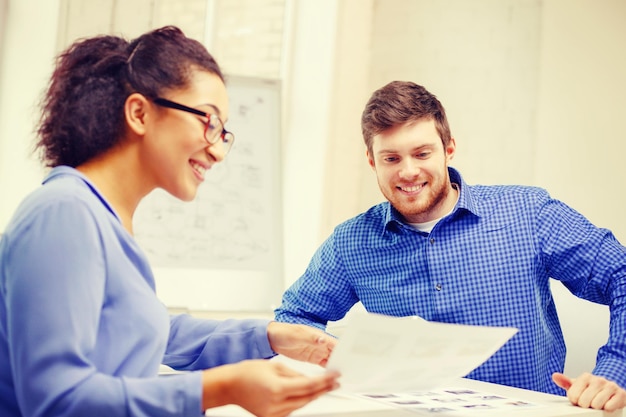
[602, 390, 626, 413]
[552, 372, 573, 390]
[553, 372, 626, 412]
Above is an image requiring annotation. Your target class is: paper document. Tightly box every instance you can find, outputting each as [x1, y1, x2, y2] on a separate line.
[355, 386, 541, 414]
[326, 313, 517, 393]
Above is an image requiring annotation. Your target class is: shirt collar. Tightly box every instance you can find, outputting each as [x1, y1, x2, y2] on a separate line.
[382, 166, 482, 234]
[43, 165, 121, 221]
[450, 166, 481, 216]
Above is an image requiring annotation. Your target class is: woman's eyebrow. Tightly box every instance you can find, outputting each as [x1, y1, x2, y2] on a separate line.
[200, 103, 222, 118]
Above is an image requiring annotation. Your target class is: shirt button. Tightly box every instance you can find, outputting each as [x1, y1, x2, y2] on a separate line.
[430, 238, 435, 244]
[435, 283, 442, 291]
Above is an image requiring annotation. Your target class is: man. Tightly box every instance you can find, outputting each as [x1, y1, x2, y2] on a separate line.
[275, 81, 626, 411]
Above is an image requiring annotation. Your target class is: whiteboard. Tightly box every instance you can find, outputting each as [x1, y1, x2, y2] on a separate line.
[133, 76, 283, 312]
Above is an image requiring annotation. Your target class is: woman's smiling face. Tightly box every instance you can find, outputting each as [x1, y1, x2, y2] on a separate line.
[143, 69, 229, 202]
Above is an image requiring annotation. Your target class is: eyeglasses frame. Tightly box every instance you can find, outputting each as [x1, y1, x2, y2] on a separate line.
[153, 97, 234, 150]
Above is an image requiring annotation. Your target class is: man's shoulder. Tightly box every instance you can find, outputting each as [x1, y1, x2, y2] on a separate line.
[468, 183, 549, 201]
[328, 203, 391, 241]
[336, 202, 389, 228]
[327, 202, 399, 250]
[462, 183, 553, 219]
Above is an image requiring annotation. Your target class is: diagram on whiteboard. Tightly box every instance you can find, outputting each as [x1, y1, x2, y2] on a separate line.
[133, 77, 282, 271]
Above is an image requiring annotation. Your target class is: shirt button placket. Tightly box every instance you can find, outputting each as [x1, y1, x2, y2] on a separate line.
[429, 237, 441, 291]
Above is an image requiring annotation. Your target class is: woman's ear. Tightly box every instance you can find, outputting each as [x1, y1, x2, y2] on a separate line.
[124, 93, 150, 136]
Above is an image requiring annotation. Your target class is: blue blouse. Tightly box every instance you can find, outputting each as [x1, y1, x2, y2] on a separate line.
[0, 166, 274, 417]
[275, 167, 626, 395]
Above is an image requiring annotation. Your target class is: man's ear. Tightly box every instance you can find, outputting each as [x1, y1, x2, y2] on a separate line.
[124, 93, 150, 136]
[367, 149, 376, 170]
[445, 137, 456, 162]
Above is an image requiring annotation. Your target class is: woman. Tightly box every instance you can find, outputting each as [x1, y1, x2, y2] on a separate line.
[0, 26, 338, 417]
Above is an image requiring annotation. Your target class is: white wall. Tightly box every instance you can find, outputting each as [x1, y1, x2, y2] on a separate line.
[281, 0, 339, 285]
[0, 0, 59, 228]
[0, 0, 7, 53]
[535, 0, 626, 237]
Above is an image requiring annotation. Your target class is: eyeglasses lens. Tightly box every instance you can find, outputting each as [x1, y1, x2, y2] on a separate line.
[205, 116, 234, 154]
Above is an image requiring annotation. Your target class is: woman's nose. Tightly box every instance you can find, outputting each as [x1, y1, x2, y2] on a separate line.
[206, 140, 226, 162]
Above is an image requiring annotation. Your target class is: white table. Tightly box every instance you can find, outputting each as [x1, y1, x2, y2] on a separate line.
[205, 377, 623, 417]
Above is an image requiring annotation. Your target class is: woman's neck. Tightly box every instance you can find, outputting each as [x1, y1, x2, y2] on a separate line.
[76, 145, 152, 235]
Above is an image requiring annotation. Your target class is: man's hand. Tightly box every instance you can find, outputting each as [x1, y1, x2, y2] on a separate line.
[553, 372, 626, 412]
[267, 322, 337, 367]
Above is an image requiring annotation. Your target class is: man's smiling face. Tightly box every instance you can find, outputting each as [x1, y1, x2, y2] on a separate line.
[367, 117, 456, 224]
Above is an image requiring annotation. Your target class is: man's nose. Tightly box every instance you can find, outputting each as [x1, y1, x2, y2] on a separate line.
[398, 158, 421, 178]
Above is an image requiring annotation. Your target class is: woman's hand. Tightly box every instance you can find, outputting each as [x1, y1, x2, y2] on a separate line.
[202, 359, 340, 417]
[266, 321, 337, 367]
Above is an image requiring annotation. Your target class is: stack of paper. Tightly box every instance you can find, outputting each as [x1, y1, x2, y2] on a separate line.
[325, 312, 518, 393]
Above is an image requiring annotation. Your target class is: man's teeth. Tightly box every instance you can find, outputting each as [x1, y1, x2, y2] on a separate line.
[401, 184, 423, 192]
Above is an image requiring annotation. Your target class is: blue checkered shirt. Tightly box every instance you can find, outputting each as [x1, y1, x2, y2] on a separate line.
[275, 167, 626, 395]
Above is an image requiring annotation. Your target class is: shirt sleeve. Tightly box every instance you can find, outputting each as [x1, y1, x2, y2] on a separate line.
[163, 314, 275, 370]
[535, 193, 626, 388]
[2, 198, 203, 417]
[274, 233, 359, 330]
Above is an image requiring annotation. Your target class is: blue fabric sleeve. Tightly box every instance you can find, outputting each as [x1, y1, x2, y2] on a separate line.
[2, 198, 202, 417]
[164, 314, 275, 370]
[535, 194, 626, 388]
[274, 233, 359, 330]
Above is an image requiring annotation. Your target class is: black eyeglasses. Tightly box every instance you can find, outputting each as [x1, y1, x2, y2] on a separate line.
[153, 97, 235, 154]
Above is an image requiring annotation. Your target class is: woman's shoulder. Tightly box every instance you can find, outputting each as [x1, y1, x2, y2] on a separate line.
[4, 167, 111, 238]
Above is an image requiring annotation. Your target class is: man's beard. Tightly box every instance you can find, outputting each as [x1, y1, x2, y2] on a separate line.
[379, 173, 450, 223]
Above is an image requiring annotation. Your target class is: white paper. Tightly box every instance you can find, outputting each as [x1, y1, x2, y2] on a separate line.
[355, 386, 540, 414]
[325, 313, 518, 393]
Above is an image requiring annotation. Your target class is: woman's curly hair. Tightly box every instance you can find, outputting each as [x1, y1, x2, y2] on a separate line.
[36, 26, 223, 168]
